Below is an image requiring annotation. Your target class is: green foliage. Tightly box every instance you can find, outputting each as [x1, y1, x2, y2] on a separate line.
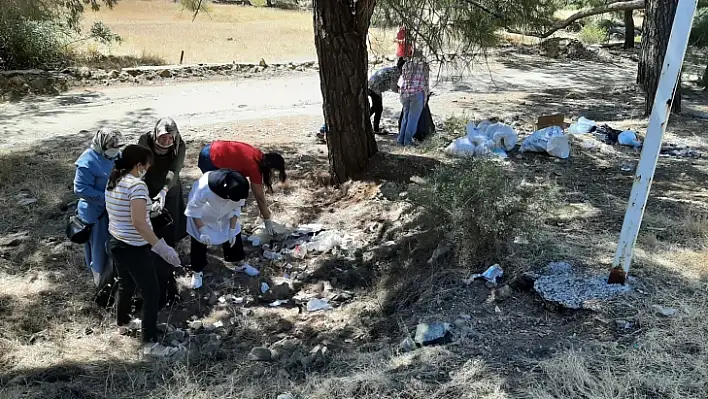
[690, 8, 708, 48]
[0, 0, 119, 70]
[578, 21, 608, 44]
[373, 0, 561, 63]
[409, 158, 549, 265]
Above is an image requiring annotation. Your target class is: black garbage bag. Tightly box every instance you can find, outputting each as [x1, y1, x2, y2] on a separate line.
[398, 98, 436, 141]
[595, 124, 622, 144]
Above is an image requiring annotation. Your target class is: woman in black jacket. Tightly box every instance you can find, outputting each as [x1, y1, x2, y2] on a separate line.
[138, 117, 187, 305]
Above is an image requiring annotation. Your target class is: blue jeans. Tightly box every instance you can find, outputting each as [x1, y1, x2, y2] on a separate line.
[398, 91, 425, 145]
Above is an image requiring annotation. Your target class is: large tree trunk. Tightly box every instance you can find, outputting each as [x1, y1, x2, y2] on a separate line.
[637, 0, 681, 115]
[701, 61, 708, 89]
[313, 0, 378, 184]
[624, 10, 635, 49]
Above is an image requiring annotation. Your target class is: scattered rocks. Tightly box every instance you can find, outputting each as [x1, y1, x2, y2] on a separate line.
[158, 69, 173, 78]
[533, 261, 633, 310]
[248, 346, 273, 362]
[652, 304, 679, 317]
[414, 322, 451, 346]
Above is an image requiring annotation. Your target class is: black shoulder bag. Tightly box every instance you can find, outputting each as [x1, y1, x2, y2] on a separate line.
[66, 211, 106, 244]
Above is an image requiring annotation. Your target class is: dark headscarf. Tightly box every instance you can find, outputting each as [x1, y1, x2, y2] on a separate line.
[207, 169, 250, 201]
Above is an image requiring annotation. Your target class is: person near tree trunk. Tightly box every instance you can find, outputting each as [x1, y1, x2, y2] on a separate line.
[397, 52, 430, 146]
[367, 58, 406, 134]
[197, 140, 287, 237]
[185, 170, 257, 289]
[395, 25, 413, 63]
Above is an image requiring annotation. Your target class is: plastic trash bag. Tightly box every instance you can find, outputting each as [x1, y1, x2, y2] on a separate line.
[618, 130, 642, 148]
[489, 123, 518, 151]
[568, 116, 596, 134]
[476, 120, 493, 135]
[520, 126, 570, 159]
[445, 136, 477, 157]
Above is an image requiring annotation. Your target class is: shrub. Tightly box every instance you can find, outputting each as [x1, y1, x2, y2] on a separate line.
[0, 20, 66, 70]
[578, 22, 608, 45]
[409, 158, 549, 266]
[690, 8, 708, 48]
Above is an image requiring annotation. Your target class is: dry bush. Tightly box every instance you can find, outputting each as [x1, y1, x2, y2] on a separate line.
[409, 158, 551, 267]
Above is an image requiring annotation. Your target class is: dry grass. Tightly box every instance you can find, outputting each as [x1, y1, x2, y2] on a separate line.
[80, 0, 394, 64]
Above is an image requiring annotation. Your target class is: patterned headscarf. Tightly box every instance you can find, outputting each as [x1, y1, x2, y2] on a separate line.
[152, 117, 181, 156]
[90, 128, 124, 156]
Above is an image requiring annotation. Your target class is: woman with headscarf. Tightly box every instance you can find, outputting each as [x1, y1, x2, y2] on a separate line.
[73, 128, 124, 286]
[197, 140, 287, 236]
[138, 117, 186, 306]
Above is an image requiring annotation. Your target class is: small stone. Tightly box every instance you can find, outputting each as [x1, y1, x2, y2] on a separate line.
[248, 346, 273, 361]
[399, 337, 416, 352]
[495, 285, 513, 302]
[276, 318, 294, 332]
[159, 69, 173, 78]
[454, 319, 467, 328]
[108, 70, 120, 79]
[652, 305, 679, 317]
[414, 322, 451, 346]
[0, 232, 30, 247]
[615, 319, 632, 329]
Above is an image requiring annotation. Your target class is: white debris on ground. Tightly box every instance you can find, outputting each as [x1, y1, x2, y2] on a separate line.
[445, 120, 518, 158]
[533, 261, 634, 310]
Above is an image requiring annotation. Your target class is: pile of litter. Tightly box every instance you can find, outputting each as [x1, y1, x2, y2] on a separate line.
[533, 261, 633, 310]
[247, 223, 361, 259]
[660, 143, 703, 158]
[568, 116, 642, 148]
[445, 120, 518, 158]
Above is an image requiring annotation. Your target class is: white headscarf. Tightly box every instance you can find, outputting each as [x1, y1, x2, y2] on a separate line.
[90, 128, 124, 157]
[152, 117, 181, 156]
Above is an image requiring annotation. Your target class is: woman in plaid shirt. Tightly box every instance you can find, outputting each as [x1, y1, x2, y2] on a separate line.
[397, 53, 430, 146]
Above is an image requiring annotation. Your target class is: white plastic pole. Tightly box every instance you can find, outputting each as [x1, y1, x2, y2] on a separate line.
[612, 0, 698, 276]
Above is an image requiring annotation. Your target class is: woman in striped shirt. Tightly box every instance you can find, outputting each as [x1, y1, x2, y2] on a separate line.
[105, 145, 182, 357]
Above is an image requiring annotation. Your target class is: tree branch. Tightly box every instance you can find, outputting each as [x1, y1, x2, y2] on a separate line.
[507, 0, 645, 39]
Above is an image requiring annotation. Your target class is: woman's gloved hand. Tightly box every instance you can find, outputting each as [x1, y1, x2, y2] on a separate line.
[199, 227, 212, 246]
[228, 228, 238, 247]
[151, 188, 168, 212]
[151, 238, 181, 267]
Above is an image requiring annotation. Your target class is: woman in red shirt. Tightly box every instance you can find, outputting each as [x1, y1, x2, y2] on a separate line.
[395, 25, 413, 62]
[197, 141, 286, 235]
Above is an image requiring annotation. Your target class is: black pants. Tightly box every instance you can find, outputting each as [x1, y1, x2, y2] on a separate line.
[190, 234, 245, 273]
[109, 237, 160, 343]
[368, 89, 383, 133]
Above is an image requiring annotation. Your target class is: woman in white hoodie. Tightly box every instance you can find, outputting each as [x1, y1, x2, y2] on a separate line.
[185, 169, 258, 289]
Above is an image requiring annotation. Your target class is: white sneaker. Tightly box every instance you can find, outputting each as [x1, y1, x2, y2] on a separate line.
[143, 342, 178, 358]
[191, 272, 203, 289]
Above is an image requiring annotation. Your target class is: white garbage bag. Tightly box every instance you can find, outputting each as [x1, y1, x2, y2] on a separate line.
[445, 136, 477, 157]
[476, 120, 493, 136]
[568, 116, 596, 134]
[520, 126, 571, 159]
[489, 123, 518, 151]
[618, 130, 642, 148]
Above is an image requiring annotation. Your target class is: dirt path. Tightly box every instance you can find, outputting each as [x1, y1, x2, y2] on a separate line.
[0, 54, 637, 149]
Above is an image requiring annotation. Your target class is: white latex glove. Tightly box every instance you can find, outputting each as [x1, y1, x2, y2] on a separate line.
[151, 238, 181, 267]
[151, 188, 167, 212]
[264, 219, 275, 236]
[198, 227, 212, 246]
[228, 228, 238, 247]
